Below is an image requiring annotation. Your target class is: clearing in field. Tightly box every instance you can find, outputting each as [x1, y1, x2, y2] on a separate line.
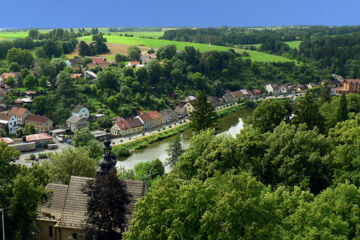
[78, 35, 294, 63]
[285, 41, 302, 48]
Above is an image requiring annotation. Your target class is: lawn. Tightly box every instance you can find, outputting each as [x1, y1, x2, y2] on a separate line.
[79, 35, 294, 63]
[0, 32, 29, 39]
[285, 41, 302, 49]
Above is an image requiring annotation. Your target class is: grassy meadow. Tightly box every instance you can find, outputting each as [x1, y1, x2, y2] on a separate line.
[285, 40, 302, 48]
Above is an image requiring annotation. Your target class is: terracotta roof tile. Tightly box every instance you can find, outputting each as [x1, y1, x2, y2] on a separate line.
[147, 111, 162, 120]
[25, 114, 51, 123]
[9, 107, 30, 117]
[26, 133, 52, 142]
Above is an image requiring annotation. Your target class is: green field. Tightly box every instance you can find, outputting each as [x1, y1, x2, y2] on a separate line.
[285, 41, 302, 48]
[103, 32, 163, 38]
[0, 32, 29, 39]
[79, 35, 293, 63]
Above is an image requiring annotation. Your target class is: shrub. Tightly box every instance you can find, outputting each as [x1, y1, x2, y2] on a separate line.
[29, 154, 36, 160]
[113, 146, 131, 158]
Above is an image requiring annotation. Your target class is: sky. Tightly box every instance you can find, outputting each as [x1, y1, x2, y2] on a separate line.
[1, 0, 360, 29]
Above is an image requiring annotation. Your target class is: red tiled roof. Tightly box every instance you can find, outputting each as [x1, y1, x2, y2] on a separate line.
[345, 79, 360, 84]
[138, 113, 152, 123]
[129, 61, 140, 66]
[71, 74, 82, 79]
[252, 89, 262, 95]
[9, 107, 30, 117]
[90, 57, 106, 64]
[0, 137, 14, 144]
[0, 114, 11, 121]
[128, 117, 143, 128]
[1, 72, 20, 80]
[116, 119, 132, 131]
[147, 111, 161, 120]
[25, 91, 36, 95]
[25, 114, 51, 123]
[231, 91, 244, 97]
[26, 133, 52, 142]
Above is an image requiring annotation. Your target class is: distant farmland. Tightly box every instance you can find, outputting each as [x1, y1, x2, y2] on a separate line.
[285, 41, 302, 49]
[79, 35, 294, 63]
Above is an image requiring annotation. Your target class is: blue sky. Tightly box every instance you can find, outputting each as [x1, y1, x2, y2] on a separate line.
[1, 0, 360, 28]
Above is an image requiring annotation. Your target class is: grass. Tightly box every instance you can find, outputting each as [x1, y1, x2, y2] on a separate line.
[0, 32, 29, 39]
[79, 35, 294, 63]
[103, 32, 164, 39]
[285, 41, 302, 49]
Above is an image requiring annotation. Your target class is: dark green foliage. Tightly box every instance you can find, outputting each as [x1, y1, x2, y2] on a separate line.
[127, 46, 141, 61]
[83, 173, 131, 240]
[336, 93, 348, 123]
[92, 34, 109, 54]
[156, 44, 177, 60]
[166, 135, 184, 168]
[190, 92, 217, 132]
[115, 53, 128, 63]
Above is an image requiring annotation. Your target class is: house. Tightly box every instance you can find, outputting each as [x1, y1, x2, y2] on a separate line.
[66, 57, 83, 68]
[37, 176, 147, 240]
[222, 93, 235, 104]
[140, 54, 154, 64]
[296, 84, 308, 93]
[0, 88, 7, 101]
[9, 107, 31, 125]
[26, 133, 53, 148]
[72, 104, 89, 119]
[240, 89, 252, 98]
[0, 137, 14, 144]
[147, 111, 162, 128]
[128, 117, 144, 134]
[336, 79, 360, 94]
[0, 114, 18, 135]
[175, 105, 188, 118]
[160, 109, 178, 124]
[88, 57, 110, 68]
[0, 72, 20, 82]
[307, 83, 318, 89]
[25, 114, 53, 132]
[184, 102, 194, 115]
[251, 89, 262, 96]
[181, 96, 196, 104]
[91, 130, 109, 141]
[111, 118, 132, 136]
[66, 116, 89, 132]
[83, 71, 97, 82]
[231, 91, 244, 101]
[137, 113, 153, 130]
[265, 83, 281, 95]
[207, 96, 225, 107]
[71, 73, 82, 79]
[127, 61, 140, 67]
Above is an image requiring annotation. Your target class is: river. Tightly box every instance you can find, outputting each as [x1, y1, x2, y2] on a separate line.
[116, 109, 253, 171]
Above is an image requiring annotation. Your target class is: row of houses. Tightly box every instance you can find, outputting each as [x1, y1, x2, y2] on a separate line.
[111, 110, 177, 136]
[0, 133, 54, 152]
[264, 83, 318, 95]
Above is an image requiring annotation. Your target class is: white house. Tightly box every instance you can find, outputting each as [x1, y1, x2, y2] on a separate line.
[265, 84, 281, 95]
[0, 114, 18, 135]
[72, 105, 89, 119]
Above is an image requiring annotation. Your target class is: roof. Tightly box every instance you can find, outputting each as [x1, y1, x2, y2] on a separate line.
[160, 109, 176, 118]
[115, 119, 132, 131]
[26, 133, 53, 142]
[231, 91, 244, 97]
[0, 113, 11, 121]
[0, 88, 7, 97]
[9, 107, 30, 117]
[1, 72, 20, 80]
[138, 113, 152, 123]
[240, 89, 251, 95]
[72, 104, 87, 113]
[128, 117, 143, 128]
[44, 176, 146, 229]
[71, 74, 82, 79]
[38, 183, 69, 221]
[90, 57, 106, 64]
[345, 79, 360, 84]
[0, 137, 14, 144]
[147, 111, 162, 120]
[25, 114, 51, 123]
[66, 115, 84, 124]
[84, 71, 97, 78]
[69, 58, 83, 66]
[252, 89, 262, 95]
[128, 61, 140, 66]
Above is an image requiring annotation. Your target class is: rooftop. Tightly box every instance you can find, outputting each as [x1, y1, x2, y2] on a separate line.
[26, 133, 53, 142]
[9, 107, 30, 117]
[25, 114, 51, 123]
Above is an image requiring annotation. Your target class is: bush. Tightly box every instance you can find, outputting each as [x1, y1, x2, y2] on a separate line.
[29, 154, 36, 160]
[38, 153, 48, 159]
[113, 146, 131, 158]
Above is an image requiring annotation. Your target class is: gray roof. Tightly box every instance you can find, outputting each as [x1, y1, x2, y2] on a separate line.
[66, 115, 84, 124]
[72, 104, 87, 113]
[39, 176, 147, 229]
[38, 183, 69, 221]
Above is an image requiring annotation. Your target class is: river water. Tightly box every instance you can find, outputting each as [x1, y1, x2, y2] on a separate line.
[116, 109, 253, 171]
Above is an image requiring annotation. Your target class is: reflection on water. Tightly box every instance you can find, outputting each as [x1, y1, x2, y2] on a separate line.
[116, 109, 252, 171]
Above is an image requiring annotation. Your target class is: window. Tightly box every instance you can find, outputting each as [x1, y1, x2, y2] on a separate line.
[49, 226, 53, 237]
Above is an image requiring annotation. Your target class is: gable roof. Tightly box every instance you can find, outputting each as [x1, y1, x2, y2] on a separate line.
[71, 73, 82, 79]
[0, 137, 14, 144]
[26, 133, 53, 142]
[147, 111, 161, 120]
[72, 104, 87, 113]
[38, 183, 69, 221]
[138, 113, 152, 123]
[231, 90, 244, 97]
[0, 113, 11, 121]
[26, 114, 51, 123]
[40, 176, 146, 229]
[128, 117, 143, 128]
[160, 109, 177, 118]
[9, 107, 30, 117]
[84, 71, 97, 78]
[115, 119, 132, 131]
[66, 115, 85, 124]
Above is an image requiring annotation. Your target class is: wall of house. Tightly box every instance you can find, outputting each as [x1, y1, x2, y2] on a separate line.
[38, 220, 56, 240]
[57, 228, 85, 240]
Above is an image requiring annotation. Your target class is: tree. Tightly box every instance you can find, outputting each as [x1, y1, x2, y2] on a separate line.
[156, 44, 177, 60]
[320, 85, 331, 103]
[38, 76, 48, 88]
[293, 92, 325, 133]
[43, 40, 63, 58]
[115, 53, 128, 63]
[250, 99, 290, 133]
[55, 71, 75, 96]
[347, 93, 360, 113]
[82, 173, 131, 240]
[190, 92, 217, 132]
[166, 135, 184, 168]
[9, 62, 20, 72]
[79, 41, 93, 56]
[23, 74, 37, 89]
[92, 34, 109, 54]
[5, 76, 15, 87]
[43, 147, 97, 184]
[127, 46, 141, 61]
[6, 48, 34, 68]
[28, 29, 40, 39]
[336, 92, 348, 122]
[73, 128, 96, 147]
[82, 57, 93, 66]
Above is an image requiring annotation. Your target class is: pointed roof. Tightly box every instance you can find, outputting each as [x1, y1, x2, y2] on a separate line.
[72, 104, 87, 113]
[9, 107, 30, 117]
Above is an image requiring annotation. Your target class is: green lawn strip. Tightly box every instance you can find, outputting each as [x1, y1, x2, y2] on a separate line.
[285, 41, 302, 49]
